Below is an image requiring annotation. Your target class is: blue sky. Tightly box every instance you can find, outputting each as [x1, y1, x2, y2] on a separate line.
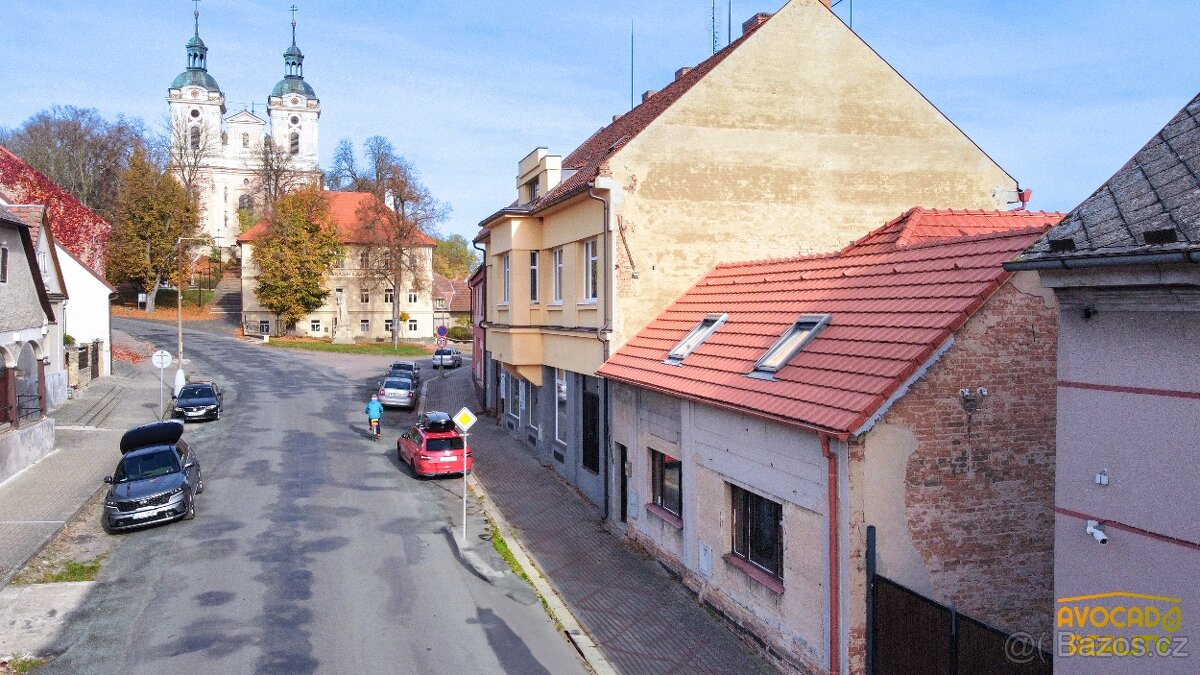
[2, 1, 1199, 240]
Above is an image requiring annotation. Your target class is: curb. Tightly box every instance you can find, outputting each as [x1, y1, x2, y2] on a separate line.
[466, 472, 617, 675]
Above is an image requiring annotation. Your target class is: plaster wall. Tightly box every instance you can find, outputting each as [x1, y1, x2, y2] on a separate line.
[0, 224, 46, 331]
[58, 246, 112, 376]
[609, 0, 1015, 347]
[0, 417, 54, 486]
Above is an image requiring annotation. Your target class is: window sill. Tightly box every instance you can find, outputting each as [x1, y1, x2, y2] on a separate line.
[645, 503, 683, 530]
[722, 553, 784, 595]
[577, 301, 598, 308]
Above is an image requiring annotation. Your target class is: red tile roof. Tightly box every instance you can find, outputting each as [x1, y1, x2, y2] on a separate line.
[431, 273, 473, 313]
[846, 208, 1065, 255]
[238, 191, 437, 247]
[598, 210, 1061, 436]
[0, 146, 110, 278]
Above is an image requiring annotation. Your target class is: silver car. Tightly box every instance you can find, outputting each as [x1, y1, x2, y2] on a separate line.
[432, 348, 463, 368]
[103, 421, 203, 532]
[378, 377, 417, 409]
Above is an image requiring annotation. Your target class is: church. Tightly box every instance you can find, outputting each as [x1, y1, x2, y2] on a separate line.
[167, 6, 321, 255]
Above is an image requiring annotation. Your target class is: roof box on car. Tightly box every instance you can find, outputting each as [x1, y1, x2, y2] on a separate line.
[419, 411, 455, 433]
[119, 420, 185, 454]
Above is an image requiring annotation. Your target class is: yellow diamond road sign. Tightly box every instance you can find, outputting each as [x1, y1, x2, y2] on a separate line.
[453, 407, 477, 432]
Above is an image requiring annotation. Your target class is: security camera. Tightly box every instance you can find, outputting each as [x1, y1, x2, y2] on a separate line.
[959, 388, 972, 399]
[1086, 520, 1108, 545]
[977, 387, 989, 398]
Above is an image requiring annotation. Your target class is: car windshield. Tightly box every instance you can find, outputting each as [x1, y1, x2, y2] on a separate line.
[384, 379, 412, 390]
[115, 448, 181, 483]
[391, 363, 415, 371]
[435, 349, 451, 355]
[178, 385, 213, 398]
[426, 437, 465, 452]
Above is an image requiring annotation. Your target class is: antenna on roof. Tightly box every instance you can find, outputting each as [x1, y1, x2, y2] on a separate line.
[630, 20, 635, 110]
[711, 0, 719, 54]
[728, 0, 732, 46]
[831, 0, 853, 28]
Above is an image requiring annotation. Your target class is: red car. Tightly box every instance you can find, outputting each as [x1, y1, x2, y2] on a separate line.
[397, 411, 472, 478]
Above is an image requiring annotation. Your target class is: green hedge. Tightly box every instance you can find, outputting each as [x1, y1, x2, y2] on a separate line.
[447, 326, 472, 342]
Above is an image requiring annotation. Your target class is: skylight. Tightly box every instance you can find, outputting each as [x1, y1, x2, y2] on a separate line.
[750, 314, 831, 379]
[665, 314, 727, 365]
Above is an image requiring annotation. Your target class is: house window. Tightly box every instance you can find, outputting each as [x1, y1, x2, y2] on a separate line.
[335, 253, 346, 268]
[666, 314, 727, 365]
[731, 485, 783, 579]
[507, 374, 520, 417]
[0, 246, 7, 283]
[435, 298, 446, 309]
[241, 132, 249, 148]
[310, 319, 321, 333]
[552, 248, 563, 303]
[530, 251, 540, 304]
[583, 238, 598, 302]
[501, 253, 510, 304]
[360, 319, 370, 333]
[555, 369, 567, 443]
[385, 319, 394, 332]
[360, 250, 371, 268]
[408, 319, 418, 332]
[651, 450, 682, 517]
[582, 376, 600, 472]
[751, 314, 832, 379]
[334, 288, 345, 304]
[258, 320, 270, 334]
[238, 194, 254, 213]
[289, 131, 300, 155]
[360, 288, 370, 303]
[385, 288, 394, 303]
[528, 384, 540, 431]
[408, 289, 418, 304]
[525, 178, 539, 203]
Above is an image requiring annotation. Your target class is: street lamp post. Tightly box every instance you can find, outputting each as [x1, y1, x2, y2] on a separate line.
[176, 236, 209, 372]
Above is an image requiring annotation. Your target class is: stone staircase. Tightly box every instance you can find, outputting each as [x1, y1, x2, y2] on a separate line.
[210, 268, 242, 315]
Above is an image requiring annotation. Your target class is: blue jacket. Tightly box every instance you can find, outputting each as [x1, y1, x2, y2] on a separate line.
[364, 400, 384, 419]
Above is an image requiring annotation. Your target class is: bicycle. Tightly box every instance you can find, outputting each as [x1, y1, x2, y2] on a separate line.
[369, 417, 381, 441]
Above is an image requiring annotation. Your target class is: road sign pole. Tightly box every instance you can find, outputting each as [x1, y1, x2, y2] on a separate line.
[462, 432, 469, 543]
[159, 364, 164, 419]
[151, 349, 173, 420]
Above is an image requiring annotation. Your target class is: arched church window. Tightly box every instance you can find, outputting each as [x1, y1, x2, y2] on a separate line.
[238, 194, 254, 213]
[242, 133, 250, 148]
[189, 126, 201, 150]
[289, 132, 300, 155]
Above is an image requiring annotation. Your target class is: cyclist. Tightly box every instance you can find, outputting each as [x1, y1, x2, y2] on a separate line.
[364, 394, 384, 439]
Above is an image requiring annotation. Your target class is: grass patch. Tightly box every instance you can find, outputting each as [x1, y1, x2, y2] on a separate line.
[21, 557, 103, 584]
[263, 338, 428, 356]
[1, 654, 49, 672]
[489, 524, 532, 585]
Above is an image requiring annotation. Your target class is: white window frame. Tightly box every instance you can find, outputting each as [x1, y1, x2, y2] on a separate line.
[750, 314, 831, 379]
[554, 368, 567, 444]
[408, 319, 418, 332]
[528, 383, 540, 431]
[552, 248, 563, 304]
[666, 314, 727, 365]
[582, 239, 599, 302]
[360, 288, 370, 304]
[385, 319, 394, 332]
[408, 289, 418, 304]
[385, 288, 394, 303]
[530, 251, 540, 304]
[501, 253, 511, 304]
[310, 319, 321, 333]
[359, 319, 370, 333]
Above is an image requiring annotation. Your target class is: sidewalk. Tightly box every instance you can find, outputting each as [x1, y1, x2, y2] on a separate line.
[0, 342, 162, 589]
[424, 369, 777, 674]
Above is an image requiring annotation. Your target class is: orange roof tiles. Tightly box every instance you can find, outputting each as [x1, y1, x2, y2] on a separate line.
[598, 210, 1062, 436]
[238, 191, 437, 247]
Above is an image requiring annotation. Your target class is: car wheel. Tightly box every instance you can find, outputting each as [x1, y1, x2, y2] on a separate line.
[215, 407, 220, 421]
[102, 517, 115, 535]
[184, 497, 196, 520]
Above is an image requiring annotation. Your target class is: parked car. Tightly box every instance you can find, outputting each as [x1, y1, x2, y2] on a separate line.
[102, 421, 203, 533]
[388, 361, 421, 385]
[397, 411, 472, 478]
[432, 348, 463, 368]
[378, 377, 417, 409]
[174, 380, 223, 421]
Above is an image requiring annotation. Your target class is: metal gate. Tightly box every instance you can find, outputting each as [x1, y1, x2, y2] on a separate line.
[867, 526, 1052, 675]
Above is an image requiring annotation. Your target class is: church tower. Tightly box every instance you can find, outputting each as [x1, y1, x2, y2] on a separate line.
[167, 3, 225, 163]
[267, 8, 320, 172]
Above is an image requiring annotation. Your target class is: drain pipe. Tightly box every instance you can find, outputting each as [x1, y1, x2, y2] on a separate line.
[821, 432, 841, 675]
[587, 183, 613, 522]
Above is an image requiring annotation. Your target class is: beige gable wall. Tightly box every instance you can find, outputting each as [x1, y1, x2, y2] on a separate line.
[608, 0, 1016, 345]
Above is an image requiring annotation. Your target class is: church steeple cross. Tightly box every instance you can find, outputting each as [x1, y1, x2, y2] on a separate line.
[193, 0, 201, 35]
[290, 4, 298, 42]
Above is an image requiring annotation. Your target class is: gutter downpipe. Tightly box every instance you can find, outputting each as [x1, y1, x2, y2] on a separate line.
[587, 183, 613, 523]
[821, 432, 841, 675]
[1005, 248, 1200, 271]
[473, 240, 490, 414]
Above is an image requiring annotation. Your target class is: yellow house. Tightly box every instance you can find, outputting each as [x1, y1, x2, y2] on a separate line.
[475, 0, 1020, 507]
[239, 191, 436, 339]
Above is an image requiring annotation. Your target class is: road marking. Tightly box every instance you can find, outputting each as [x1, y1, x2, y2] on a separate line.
[56, 425, 117, 432]
[0, 521, 67, 525]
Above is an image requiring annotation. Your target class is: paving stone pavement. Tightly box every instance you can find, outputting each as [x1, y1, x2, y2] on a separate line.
[425, 365, 777, 675]
[0, 336, 163, 589]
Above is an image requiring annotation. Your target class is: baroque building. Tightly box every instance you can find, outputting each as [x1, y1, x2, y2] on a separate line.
[167, 6, 321, 253]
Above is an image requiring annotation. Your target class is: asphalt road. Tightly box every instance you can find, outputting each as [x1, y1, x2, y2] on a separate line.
[40, 318, 586, 675]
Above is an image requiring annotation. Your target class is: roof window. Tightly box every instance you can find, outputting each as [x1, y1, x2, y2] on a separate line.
[750, 315, 830, 379]
[665, 314, 727, 365]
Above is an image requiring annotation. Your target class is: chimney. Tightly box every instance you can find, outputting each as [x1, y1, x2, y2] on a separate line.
[741, 12, 773, 35]
[641, 89, 658, 103]
[612, 114, 623, 123]
[674, 66, 692, 81]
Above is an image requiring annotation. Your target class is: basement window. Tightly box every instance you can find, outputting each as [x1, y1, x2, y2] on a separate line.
[749, 314, 830, 380]
[665, 314, 727, 365]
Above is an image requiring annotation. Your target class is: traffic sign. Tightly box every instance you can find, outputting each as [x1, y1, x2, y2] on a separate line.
[436, 337, 448, 347]
[453, 407, 477, 432]
[437, 325, 448, 337]
[151, 349, 172, 369]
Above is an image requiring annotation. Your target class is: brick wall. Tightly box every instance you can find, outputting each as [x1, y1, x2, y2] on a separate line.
[847, 278, 1057, 672]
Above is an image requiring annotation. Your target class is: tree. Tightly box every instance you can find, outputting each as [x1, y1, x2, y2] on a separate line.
[1, 105, 143, 222]
[163, 116, 219, 202]
[252, 137, 312, 210]
[334, 136, 448, 346]
[253, 185, 342, 332]
[434, 234, 480, 280]
[107, 145, 202, 313]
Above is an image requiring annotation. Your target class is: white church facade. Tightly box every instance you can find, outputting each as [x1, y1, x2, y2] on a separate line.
[167, 7, 321, 254]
